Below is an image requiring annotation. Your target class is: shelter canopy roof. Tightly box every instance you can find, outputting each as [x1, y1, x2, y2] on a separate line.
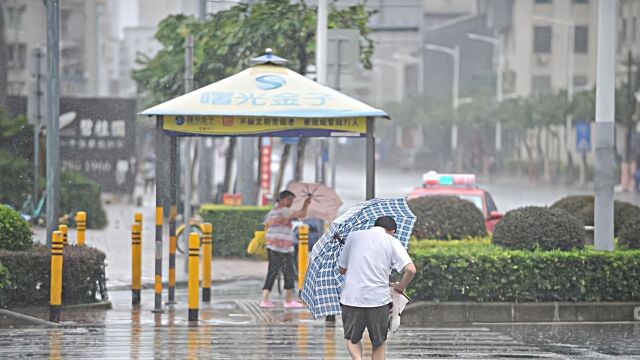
[140, 64, 387, 119]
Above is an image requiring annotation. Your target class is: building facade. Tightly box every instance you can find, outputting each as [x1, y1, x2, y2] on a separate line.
[3, 0, 115, 97]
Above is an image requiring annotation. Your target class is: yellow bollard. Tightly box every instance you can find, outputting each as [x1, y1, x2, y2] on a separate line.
[153, 206, 163, 313]
[76, 211, 86, 246]
[134, 211, 143, 225]
[50, 231, 64, 322]
[132, 223, 142, 306]
[58, 224, 68, 246]
[201, 223, 213, 302]
[167, 205, 177, 305]
[188, 232, 200, 322]
[298, 225, 309, 289]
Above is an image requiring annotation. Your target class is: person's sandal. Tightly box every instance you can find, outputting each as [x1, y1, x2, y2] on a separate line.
[283, 301, 305, 309]
[259, 300, 275, 308]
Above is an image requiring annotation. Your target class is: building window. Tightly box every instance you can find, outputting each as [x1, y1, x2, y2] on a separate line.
[573, 75, 588, 89]
[531, 75, 552, 96]
[633, 17, 637, 42]
[61, 10, 72, 38]
[622, 19, 627, 43]
[8, 81, 25, 95]
[574, 26, 588, 53]
[8, 43, 27, 70]
[533, 26, 552, 53]
[6, 5, 26, 29]
[573, 0, 588, 3]
[535, 0, 552, 3]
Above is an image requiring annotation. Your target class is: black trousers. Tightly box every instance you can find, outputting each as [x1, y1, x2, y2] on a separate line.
[262, 250, 295, 291]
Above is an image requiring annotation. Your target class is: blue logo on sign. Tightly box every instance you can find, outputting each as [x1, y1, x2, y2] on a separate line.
[175, 116, 185, 126]
[255, 75, 286, 90]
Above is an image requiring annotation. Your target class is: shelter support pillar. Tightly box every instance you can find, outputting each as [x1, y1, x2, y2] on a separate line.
[366, 117, 375, 200]
[153, 115, 164, 313]
[168, 136, 178, 304]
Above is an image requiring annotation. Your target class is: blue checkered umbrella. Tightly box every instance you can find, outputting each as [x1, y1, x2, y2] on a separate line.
[301, 198, 416, 319]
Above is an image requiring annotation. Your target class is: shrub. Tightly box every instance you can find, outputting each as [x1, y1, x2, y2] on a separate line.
[614, 201, 640, 235]
[0, 205, 33, 251]
[409, 242, 640, 302]
[408, 196, 487, 240]
[0, 245, 107, 307]
[551, 195, 640, 236]
[493, 206, 584, 251]
[550, 195, 594, 226]
[60, 171, 107, 229]
[618, 221, 640, 250]
[199, 204, 271, 257]
[0, 151, 32, 209]
[0, 261, 8, 290]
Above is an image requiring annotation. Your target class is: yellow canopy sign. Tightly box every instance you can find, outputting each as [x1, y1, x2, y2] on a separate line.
[163, 115, 367, 137]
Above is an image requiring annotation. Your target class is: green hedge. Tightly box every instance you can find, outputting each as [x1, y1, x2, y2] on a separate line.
[0, 245, 107, 308]
[409, 241, 640, 302]
[0, 205, 33, 251]
[60, 171, 108, 229]
[199, 205, 271, 257]
[408, 196, 487, 240]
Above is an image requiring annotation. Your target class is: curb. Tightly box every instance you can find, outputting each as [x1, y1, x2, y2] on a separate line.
[107, 275, 264, 292]
[60, 301, 112, 310]
[402, 301, 640, 324]
[0, 309, 61, 328]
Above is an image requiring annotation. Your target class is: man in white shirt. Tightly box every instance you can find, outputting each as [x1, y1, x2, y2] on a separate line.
[337, 216, 417, 360]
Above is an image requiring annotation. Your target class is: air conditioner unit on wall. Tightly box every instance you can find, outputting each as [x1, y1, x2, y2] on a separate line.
[536, 54, 550, 66]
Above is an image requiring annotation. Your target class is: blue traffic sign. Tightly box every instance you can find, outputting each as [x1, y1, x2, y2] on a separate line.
[575, 120, 591, 153]
[282, 137, 299, 145]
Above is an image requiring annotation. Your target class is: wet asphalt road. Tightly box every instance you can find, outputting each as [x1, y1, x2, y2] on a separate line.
[2, 280, 640, 359]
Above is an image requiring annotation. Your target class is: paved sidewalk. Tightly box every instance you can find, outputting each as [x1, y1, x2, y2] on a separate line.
[32, 198, 268, 289]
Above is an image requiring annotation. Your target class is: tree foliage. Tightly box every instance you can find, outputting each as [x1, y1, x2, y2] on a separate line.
[133, 0, 376, 107]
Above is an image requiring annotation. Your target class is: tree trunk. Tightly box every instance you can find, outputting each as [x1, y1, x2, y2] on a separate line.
[223, 137, 237, 193]
[543, 125, 550, 183]
[273, 144, 291, 194]
[294, 138, 306, 181]
[523, 130, 535, 180]
[0, 4, 8, 108]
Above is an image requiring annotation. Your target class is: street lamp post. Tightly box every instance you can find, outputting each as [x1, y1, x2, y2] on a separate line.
[425, 43, 460, 153]
[594, 0, 616, 251]
[468, 32, 504, 152]
[467, 33, 503, 102]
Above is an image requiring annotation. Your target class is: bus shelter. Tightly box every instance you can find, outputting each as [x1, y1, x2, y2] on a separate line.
[140, 51, 388, 311]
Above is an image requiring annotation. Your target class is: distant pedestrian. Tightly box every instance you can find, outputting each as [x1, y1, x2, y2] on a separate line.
[142, 157, 155, 194]
[259, 190, 310, 308]
[338, 216, 417, 360]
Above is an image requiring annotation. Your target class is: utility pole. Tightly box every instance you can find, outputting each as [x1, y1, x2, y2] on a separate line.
[46, 0, 60, 248]
[594, 0, 616, 252]
[183, 35, 194, 269]
[315, 0, 328, 185]
[29, 48, 45, 208]
[197, 0, 213, 203]
[329, 38, 345, 189]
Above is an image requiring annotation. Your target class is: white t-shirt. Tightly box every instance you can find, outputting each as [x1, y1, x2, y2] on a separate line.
[337, 226, 413, 307]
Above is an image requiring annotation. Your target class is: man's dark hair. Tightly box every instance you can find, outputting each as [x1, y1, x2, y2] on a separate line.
[278, 190, 296, 201]
[374, 216, 397, 231]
